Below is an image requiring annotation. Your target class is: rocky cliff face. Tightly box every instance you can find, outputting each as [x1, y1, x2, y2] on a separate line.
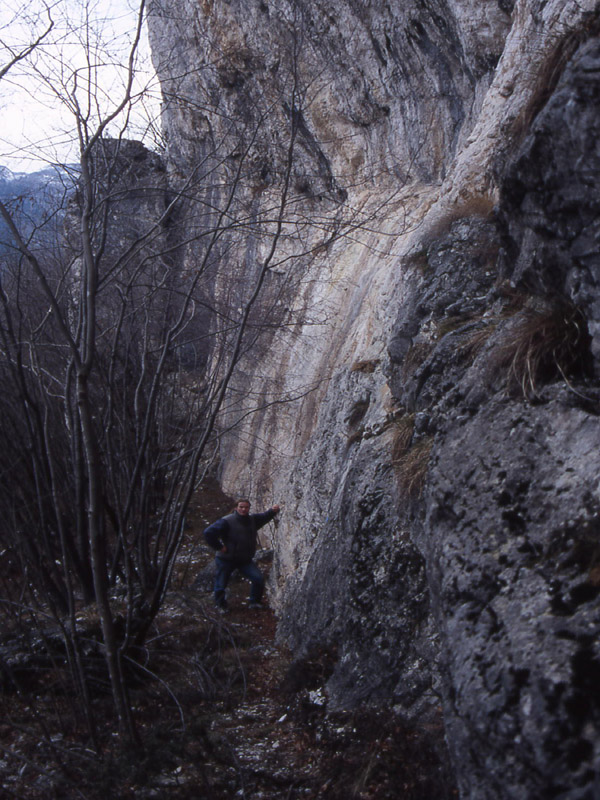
[148, 1, 600, 796]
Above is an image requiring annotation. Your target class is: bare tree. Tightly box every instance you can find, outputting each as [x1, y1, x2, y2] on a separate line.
[0, 0, 352, 754]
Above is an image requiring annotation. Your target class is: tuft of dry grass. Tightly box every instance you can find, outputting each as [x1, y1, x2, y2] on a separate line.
[402, 341, 434, 381]
[390, 413, 415, 464]
[456, 321, 499, 359]
[435, 315, 472, 338]
[495, 301, 590, 399]
[350, 359, 380, 374]
[394, 436, 434, 499]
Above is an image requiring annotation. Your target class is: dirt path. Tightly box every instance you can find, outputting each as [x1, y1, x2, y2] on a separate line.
[151, 487, 455, 799]
[148, 483, 327, 799]
[163, 560, 454, 800]
[190, 575, 317, 798]
[0, 486, 454, 800]
[165, 538, 328, 799]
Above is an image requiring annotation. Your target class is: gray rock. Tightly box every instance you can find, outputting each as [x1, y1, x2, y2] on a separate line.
[499, 37, 600, 373]
[423, 396, 600, 798]
[389, 35, 600, 799]
[145, 2, 600, 797]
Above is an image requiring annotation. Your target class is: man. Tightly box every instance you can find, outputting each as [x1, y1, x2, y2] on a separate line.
[203, 498, 280, 611]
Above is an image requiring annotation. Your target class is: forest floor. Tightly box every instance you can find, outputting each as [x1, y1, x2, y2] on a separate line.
[1, 481, 456, 799]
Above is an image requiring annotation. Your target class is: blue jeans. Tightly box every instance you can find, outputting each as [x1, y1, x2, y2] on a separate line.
[214, 556, 265, 605]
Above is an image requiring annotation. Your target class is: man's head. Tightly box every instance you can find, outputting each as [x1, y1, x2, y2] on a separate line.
[235, 499, 251, 515]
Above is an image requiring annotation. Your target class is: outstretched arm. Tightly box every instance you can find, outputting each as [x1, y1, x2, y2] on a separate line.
[253, 505, 281, 530]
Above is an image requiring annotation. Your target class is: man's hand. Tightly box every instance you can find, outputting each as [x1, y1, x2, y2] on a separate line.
[272, 504, 281, 514]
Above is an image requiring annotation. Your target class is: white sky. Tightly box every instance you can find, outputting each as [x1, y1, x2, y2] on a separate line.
[0, 0, 162, 173]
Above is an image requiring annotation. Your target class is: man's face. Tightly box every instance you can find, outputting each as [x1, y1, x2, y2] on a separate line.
[236, 501, 250, 515]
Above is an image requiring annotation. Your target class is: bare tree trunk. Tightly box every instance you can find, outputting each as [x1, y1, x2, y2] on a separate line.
[76, 146, 140, 744]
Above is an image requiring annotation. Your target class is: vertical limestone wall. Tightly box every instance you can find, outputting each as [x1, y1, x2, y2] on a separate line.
[148, 1, 600, 795]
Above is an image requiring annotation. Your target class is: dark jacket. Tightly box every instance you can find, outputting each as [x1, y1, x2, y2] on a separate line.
[203, 509, 276, 562]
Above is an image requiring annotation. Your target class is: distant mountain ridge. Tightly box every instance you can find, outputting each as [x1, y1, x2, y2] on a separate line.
[0, 164, 78, 253]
